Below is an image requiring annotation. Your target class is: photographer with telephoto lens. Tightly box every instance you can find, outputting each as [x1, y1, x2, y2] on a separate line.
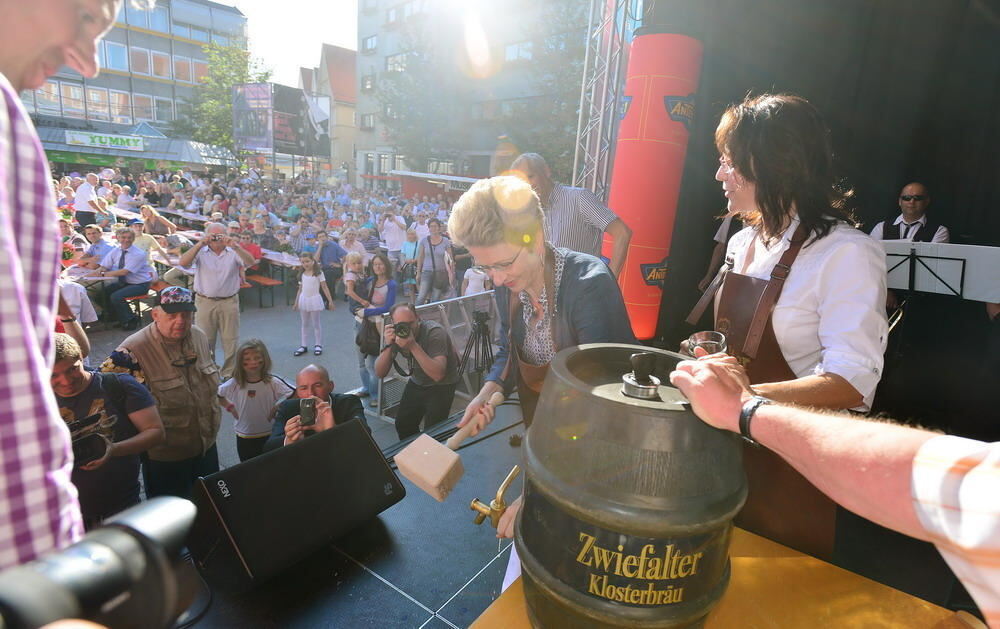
[374, 303, 461, 440]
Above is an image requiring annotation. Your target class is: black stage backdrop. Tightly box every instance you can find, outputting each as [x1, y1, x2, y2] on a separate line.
[652, 0, 1000, 346]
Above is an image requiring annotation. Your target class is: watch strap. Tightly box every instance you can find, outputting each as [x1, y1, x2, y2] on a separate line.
[739, 395, 772, 444]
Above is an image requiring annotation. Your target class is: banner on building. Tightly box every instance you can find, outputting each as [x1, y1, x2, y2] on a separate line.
[272, 84, 330, 157]
[232, 83, 273, 152]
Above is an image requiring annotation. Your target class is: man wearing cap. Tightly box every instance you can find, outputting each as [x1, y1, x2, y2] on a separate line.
[178, 222, 255, 378]
[90, 227, 156, 331]
[101, 286, 221, 499]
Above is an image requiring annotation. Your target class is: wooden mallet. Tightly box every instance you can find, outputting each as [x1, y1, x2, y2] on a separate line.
[394, 392, 504, 502]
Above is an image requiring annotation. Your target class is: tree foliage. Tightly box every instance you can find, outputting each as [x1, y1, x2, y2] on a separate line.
[172, 42, 271, 151]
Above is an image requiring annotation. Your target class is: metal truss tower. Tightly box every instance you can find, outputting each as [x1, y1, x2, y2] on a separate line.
[571, 0, 648, 202]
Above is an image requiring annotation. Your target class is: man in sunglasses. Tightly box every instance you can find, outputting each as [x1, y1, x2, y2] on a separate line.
[102, 286, 222, 500]
[870, 182, 950, 243]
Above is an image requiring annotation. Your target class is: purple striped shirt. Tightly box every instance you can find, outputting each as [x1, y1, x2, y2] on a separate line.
[0, 73, 82, 569]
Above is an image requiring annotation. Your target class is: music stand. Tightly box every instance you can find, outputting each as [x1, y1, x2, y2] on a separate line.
[882, 241, 1000, 302]
[881, 241, 1000, 361]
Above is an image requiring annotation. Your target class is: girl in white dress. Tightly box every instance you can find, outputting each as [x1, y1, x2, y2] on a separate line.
[293, 253, 334, 356]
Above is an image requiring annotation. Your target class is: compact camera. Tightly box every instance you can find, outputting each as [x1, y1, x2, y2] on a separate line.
[394, 321, 412, 339]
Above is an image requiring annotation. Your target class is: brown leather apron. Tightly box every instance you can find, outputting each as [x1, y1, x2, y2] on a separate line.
[502, 251, 558, 428]
[686, 225, 838, 560]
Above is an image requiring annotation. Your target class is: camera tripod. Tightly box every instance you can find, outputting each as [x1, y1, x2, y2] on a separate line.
[459, 311, 494, 391]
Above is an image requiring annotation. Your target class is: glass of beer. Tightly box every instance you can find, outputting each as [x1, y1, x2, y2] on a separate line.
[686, 331, 727, 356]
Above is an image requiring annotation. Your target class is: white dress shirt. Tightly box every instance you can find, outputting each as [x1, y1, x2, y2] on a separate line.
[192, 246, 245, 297]
[725, 217, 888, 410]
[869, 214, 950, 243]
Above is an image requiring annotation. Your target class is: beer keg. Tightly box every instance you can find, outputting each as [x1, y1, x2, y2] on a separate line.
[514, 344, 746, 628]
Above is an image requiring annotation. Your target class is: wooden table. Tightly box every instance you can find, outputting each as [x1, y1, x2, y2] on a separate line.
[471, 528, 969, 628]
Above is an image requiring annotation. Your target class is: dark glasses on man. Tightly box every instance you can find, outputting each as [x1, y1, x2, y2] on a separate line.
[900, 195, 927, 202]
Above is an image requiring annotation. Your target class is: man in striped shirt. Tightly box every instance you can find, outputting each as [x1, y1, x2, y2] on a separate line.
[671, 356, 999, 626]
[0, 0, 124, 570]
[511, 153, 632, 278]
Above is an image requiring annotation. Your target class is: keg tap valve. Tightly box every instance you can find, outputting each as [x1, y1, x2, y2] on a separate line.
[471, 465, 521, 527]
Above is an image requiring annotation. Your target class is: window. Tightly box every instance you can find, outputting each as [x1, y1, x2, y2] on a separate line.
[190, 26, 210, 43]
[383, 104, 397, 120]
[134, 94, 154, 121]
[149, 6, 169, 32]
[361, 74, 376, 91]
[386, 53, 407, 72]
[87, 88, 110, 121]
[36, 81, 61, 115]
[505, 41, 533, 62]
[212, 33, 229, 46]
[360, 113, 375, 130]
[386, 7, 398, 24]
[151, 51, 171, 78]
[174, 57, 192, 82]
[364, 153, 375, 174]
[193, 61, 208, 83]
[379, 154, 391, 175]
[130, 47, 151, 75]
[395, 155, 406, 170]
[362, 0, 378, 13]
[20, 91, 36, 114]
[110, 90, 132, 124]
[362, 35, 377, 54]
[172, 22, 190, 38]
[105, 41, 128, 71]
[126, 5, 148, 28]
[155, 97, 174, 122]
[60, 83, 85, 119]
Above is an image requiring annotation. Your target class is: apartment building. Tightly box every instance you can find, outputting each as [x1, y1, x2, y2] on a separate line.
[354, 0, 584, 189]
[19, 0, 246, 173]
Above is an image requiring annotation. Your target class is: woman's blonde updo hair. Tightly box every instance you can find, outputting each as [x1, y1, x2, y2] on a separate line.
[447, 176, 544, 248]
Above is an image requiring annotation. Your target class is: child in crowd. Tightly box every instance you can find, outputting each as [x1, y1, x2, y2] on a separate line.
[342, 251, 374, 397]
[293, 253, 334, 357]
[218, 339, 293, 462]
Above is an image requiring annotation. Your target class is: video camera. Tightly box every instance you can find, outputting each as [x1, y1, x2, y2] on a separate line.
[0, 497, 197, 629]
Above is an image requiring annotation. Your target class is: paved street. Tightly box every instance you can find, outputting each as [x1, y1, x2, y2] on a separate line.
[86, 290, 401, 470]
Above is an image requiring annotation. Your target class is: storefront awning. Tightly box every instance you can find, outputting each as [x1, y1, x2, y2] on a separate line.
[36, 126, 238, 169]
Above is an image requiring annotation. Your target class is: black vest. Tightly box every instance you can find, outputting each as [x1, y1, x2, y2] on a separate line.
[881, 217, 940, 242]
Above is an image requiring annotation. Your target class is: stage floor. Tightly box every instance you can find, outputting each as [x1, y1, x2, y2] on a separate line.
[197, 403, 526, 628]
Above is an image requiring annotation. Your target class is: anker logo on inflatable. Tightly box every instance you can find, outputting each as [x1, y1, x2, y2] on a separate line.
[640, 258, 668, 287]
[619, 95, 633, 120]
[663, 94, 695, 130]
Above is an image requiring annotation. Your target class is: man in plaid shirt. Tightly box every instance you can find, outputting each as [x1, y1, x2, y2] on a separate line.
[0, 0, 125, 569]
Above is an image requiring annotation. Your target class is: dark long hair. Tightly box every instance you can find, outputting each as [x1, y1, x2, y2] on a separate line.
[715, 93, 855, 244]
[367, 252, 393, 281]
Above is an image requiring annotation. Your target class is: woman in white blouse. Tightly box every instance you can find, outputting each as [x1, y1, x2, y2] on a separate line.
[695, 93, 889, 559]
[707, 93, 888, 411]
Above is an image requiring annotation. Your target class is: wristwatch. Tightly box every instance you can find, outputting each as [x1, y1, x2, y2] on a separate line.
[60, 316, 77, 323]
[739, 395, 772, 445]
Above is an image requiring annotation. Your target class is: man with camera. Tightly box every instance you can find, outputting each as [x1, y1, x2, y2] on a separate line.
[178, 222, 256, 378]
[374, 303, 461, 440]
[263, 364, 368, 451]
[51, 333, 164, 530]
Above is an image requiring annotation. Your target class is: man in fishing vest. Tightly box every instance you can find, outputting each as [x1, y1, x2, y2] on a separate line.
[870, 182, 950, 243]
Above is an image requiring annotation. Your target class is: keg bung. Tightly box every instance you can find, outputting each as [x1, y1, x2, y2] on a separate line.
[515, 344, 747, 628]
